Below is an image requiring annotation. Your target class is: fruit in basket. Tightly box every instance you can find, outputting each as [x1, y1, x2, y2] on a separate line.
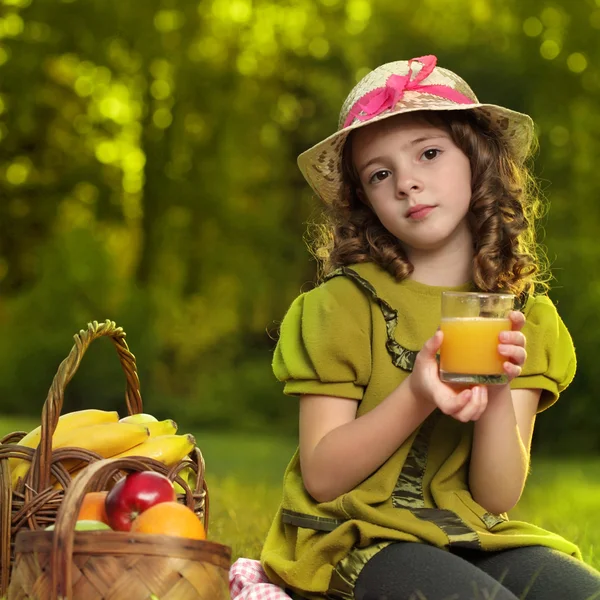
[173, 462, 196, 495]
[52, 422, 150, 457]
[35, 423, 152, 490]
[119, 414, 178, 437]
[145, 419, 178, 437]
[45, 520, 112, 532]
[105, 471, 176, 532]
[9, 409, 120, 486]
[111, 433, 195, 466]
[130, 501, 206, 540]
[119, 413, 159, 424]
[78, 491, 109, 524]
[11, 409, 119, 455]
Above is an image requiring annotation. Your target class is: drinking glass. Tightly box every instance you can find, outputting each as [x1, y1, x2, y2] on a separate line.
[439, 291, 515, 385]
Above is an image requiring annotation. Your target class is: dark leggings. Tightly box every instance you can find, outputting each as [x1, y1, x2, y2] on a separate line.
[354, 542, 600, 600]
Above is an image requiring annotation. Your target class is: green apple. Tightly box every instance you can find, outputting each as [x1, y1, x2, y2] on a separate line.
[45, 520, 112, 532]
[119, 413, 159, 424]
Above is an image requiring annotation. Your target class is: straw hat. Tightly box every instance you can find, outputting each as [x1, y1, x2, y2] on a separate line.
[297, 55, 535, 205]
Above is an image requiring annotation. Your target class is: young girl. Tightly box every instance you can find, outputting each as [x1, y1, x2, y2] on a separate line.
[260, 56, 600, 600]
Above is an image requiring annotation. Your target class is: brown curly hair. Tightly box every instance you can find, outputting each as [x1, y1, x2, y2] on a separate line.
[307, 110, 550, 297]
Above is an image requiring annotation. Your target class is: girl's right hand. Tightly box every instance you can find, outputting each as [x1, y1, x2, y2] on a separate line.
[408, 330, 488, 423]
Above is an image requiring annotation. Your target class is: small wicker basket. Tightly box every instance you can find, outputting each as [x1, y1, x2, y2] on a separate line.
[0, 320, 212, 597]
[7, 458, 231, 600]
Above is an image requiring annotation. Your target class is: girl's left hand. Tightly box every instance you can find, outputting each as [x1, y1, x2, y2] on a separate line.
[498, 310, 527, 382]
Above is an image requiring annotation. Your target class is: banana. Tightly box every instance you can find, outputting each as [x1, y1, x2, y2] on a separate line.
[10, 462, 31, 489]
[145, 419, 178, 437]
[9, 409, 119, 488]
[118, 413, 159, 424]
[173, 460, 196, 494]
[119, 415, 178, 436]
[51, 422, 150, 458]
[111, 433, 195, 466]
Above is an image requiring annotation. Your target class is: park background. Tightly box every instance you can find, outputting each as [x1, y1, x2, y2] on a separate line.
[0, 0, 598, 568]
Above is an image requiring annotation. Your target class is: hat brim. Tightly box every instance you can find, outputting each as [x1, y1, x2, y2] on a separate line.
[297, 102, 534, 205]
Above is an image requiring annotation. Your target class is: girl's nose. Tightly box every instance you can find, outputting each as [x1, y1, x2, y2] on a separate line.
[395, 173, 423, 197]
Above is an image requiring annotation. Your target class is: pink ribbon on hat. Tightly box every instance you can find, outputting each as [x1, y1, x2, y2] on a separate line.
[343, 55, 475, 129]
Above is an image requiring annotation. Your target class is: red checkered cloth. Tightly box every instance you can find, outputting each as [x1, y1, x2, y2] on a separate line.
[229, 558, 294, 600]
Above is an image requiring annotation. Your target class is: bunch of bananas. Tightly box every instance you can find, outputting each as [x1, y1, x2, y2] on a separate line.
[8, 409, 196, 489]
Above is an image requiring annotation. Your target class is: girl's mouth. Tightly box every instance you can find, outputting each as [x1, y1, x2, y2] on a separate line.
[407, 206, 436, 220]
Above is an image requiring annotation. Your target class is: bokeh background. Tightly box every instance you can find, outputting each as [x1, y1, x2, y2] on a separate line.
[1, 0, 599, 455]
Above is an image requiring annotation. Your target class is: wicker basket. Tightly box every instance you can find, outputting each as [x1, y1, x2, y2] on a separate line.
[0, 320, 210, 597]
[7, 458, 231, 600]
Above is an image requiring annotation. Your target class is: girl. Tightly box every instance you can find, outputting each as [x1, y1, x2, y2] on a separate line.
[260, 56, 600, 599]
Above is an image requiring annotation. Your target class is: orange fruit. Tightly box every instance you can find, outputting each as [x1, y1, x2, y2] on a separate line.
[130, 501, 206, 540]
[77, 491, 109, 524]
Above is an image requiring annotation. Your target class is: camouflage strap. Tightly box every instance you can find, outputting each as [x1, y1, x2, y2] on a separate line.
[391, 412, 439, 509]
[323, 266, 417, 372]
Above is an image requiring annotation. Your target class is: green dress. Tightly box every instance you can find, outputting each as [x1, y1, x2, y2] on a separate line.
[260, 262, 579, 600]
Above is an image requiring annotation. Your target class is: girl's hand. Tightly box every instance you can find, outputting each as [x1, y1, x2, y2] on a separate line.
[498, 310, 527, 382]
[408, 330, 488, 423]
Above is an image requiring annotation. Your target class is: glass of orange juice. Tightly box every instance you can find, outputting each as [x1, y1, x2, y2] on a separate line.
[440, 291, 514, 385]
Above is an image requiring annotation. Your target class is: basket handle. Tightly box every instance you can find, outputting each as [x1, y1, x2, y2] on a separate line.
[30, 320, 143, 493]
[0, 459, 12, 596]
[51, 458, 159, 600]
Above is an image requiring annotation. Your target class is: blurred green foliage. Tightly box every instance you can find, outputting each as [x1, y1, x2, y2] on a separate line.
[0, 0, 598, 452]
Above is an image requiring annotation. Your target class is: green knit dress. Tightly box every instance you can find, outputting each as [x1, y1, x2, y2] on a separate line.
[260, 262, 579, 600]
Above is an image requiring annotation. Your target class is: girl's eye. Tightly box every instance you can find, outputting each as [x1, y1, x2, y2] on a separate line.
[422, 148, 441, 160]
[368, 170, 391, 184]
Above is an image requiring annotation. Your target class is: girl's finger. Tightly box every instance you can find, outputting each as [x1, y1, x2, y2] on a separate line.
[503, 361, 522, 379]
[437, 388, 471, 416]
[499, 331, 526, 348]
[498, 345, 527, 366]
[454, 387, 482, 422]
[509, 311, 526, 330]
[421, 329, 443, 359]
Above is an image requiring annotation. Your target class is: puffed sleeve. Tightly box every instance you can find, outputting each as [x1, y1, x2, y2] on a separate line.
[510, 294, 576, 413]
[272, 275, 372, 399]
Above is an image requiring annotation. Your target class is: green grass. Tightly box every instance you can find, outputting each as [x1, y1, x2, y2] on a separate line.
[510, 458, 600, 569]
[2, 417, 599, 573]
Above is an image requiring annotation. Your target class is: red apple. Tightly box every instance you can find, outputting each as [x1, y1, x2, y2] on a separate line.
[105, 471, 176, 532]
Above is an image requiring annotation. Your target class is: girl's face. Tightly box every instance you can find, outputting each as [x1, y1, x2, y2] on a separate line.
[351, 114, 473, 256]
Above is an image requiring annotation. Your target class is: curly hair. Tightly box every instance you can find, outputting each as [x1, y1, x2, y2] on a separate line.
[306, 110, 550, 297]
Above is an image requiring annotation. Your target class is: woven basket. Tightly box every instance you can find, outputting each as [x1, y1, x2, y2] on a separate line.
[7, 458, 231, 600]
[0, 320, 209, 597]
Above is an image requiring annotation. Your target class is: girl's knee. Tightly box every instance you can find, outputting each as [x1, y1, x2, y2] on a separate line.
[473, 546, 600, 600]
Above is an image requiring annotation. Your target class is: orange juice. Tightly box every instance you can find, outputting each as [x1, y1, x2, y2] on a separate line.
[440, 317, 511, 375]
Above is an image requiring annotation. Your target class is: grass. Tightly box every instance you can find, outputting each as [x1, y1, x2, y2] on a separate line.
[510, 457, 600, 569]
[1, 417, 599, 574]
